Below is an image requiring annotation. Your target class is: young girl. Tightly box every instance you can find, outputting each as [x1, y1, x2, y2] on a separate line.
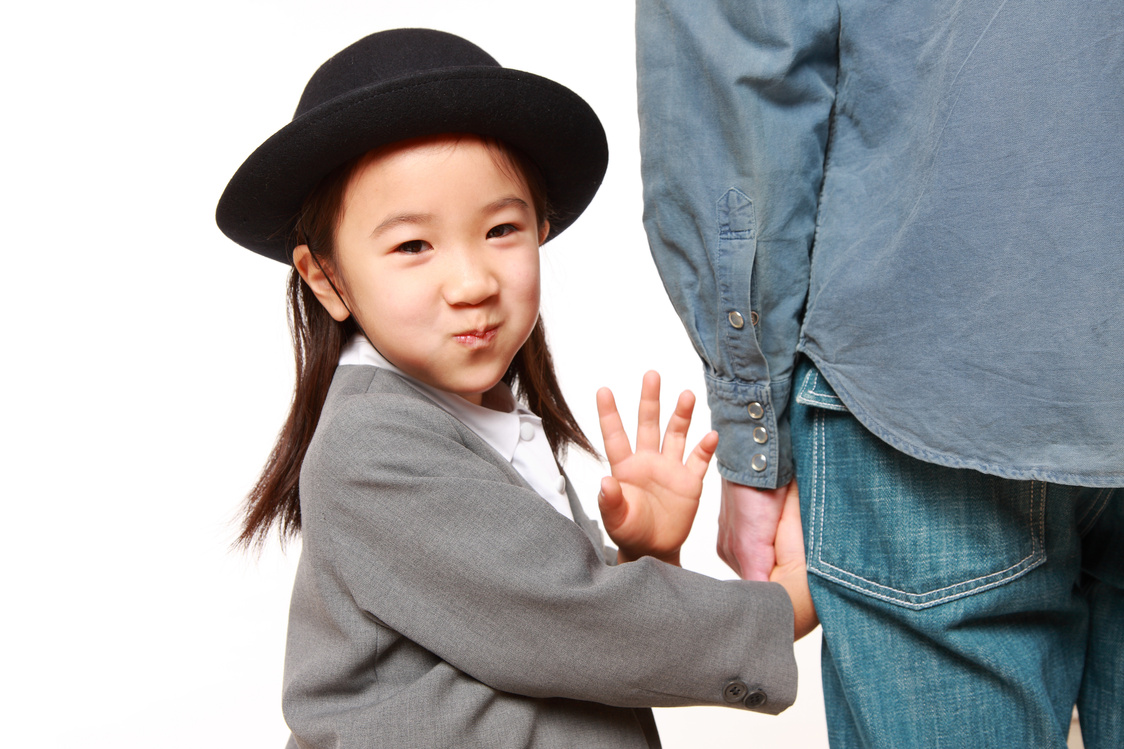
[217, 28, 815, 748]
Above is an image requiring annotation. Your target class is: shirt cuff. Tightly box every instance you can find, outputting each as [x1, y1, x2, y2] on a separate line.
[704, 372, 794, 489]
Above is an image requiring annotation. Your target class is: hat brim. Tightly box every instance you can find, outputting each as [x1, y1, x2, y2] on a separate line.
[216, 67, 608, 264]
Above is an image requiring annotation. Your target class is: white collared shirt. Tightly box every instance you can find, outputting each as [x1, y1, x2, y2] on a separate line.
[339, 335, 574, 520]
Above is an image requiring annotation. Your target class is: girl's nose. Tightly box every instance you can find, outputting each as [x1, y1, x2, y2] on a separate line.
[443, 246, 500, 306]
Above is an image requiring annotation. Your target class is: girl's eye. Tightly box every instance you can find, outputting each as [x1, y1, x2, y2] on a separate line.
[395, 239, 430, 255]
[486, 223, 517, 239]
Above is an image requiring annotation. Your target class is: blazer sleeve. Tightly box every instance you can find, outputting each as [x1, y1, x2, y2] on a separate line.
[297, 384, 797, 713]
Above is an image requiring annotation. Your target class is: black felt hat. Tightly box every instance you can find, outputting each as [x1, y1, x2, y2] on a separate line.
[216, 28, 609, 264]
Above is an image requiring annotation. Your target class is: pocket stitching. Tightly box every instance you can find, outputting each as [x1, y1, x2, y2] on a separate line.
[795, 369, 848, 411]
[807, 408, 1047, 610]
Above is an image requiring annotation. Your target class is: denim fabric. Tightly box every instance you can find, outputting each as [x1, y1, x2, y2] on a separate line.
[637, 0, 1124, 489]
[638, 0, 837, 488]
[791, 358, 1123, 748]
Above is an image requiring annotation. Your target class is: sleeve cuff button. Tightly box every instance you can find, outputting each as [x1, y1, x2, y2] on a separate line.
[722, 680, 749, 703]
[744, 689, 767, 709]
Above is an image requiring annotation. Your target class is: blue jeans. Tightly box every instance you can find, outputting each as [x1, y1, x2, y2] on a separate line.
[790, 358, 1123, 748]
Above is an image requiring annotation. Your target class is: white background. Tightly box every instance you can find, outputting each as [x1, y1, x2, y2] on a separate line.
[2, 1, 827, 745]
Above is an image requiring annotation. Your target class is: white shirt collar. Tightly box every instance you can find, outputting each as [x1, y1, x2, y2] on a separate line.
[338, 335, 574, 520]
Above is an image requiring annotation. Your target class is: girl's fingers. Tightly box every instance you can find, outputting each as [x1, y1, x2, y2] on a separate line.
[596, 387, 633, 467]
[662, 390, 696, 461]
[635, 371, 662, 453]
[601, 376, 708, 473]
[774, 481, 805, 567]
[685, 430, 719, 479]
[598, 475, 629, 533]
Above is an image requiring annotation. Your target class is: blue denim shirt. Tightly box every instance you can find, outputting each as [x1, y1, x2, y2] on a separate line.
[637, 0, 1124, 489]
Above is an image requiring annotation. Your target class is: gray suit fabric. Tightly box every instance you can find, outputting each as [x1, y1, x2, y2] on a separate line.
[282, 365, 797, 748]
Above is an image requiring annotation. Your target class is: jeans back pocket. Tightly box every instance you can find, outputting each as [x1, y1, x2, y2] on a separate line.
[792, 359, 1046, 610]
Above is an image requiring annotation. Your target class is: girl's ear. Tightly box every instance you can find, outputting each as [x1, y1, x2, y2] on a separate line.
[293, 245, 351, 322]
[538, 220, 550, 246]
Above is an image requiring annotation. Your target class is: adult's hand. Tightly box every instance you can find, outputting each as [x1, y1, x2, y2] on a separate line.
[717, 478, 791, 581]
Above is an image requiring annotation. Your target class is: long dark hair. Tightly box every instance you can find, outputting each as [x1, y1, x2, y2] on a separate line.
[238, 137, 595, 549]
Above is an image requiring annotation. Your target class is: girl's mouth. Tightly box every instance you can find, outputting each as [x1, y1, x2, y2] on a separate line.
[453, 326, 499, 348]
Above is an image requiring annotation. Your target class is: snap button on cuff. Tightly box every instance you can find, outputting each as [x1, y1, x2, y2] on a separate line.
[727, 311, 745, 329]
[753, 426, 768, 444]
[722, 680, 749, 704]
[751, 453, 767, 472]
[744, 689, 767, 709]
[747, 402, 764, 420]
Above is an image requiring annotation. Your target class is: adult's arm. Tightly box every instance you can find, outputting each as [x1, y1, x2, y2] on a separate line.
[637, 0, 839, 578]
[636, 0, 838, 491]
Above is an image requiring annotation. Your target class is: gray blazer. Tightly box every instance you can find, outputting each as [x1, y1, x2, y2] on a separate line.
[283, 366, 797, 748]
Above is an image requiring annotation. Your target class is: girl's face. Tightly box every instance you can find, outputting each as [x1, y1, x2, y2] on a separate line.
[302, 135, 545, 406]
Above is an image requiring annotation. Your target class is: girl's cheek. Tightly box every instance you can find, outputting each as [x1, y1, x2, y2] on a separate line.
[517, 278, 541, 310]
[519, 257, 542, 299]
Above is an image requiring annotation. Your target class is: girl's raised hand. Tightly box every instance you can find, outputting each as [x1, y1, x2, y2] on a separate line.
[596, 371, 719, 566]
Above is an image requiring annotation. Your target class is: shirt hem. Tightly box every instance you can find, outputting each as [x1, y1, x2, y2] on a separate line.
[801, 351, 1124, 489]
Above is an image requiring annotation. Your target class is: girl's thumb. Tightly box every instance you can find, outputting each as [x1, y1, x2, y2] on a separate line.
[597, 476, 628, 532]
